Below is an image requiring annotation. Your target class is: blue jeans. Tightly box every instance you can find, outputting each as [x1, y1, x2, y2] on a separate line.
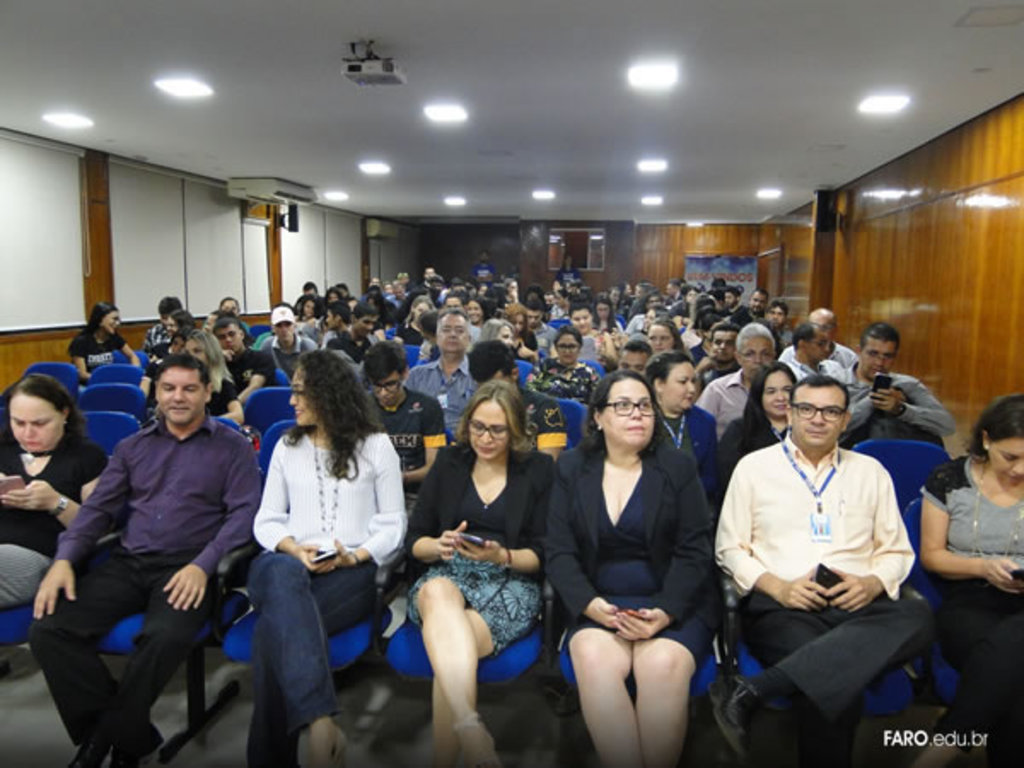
[245, 552, 376, 768]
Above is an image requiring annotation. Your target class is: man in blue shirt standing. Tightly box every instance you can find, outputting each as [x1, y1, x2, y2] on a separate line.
[30, 354, 261, 768]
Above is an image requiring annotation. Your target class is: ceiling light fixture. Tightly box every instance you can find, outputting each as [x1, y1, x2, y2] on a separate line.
[641, 195, 664, 206]
[154, 78, 214, 98]
[42, 112, 93, 129]
[424, 103, 468, 123]
[444, 196, 467, 207]
[589, 234, 604, 241]
[322, 190, 349, 202]
[532, 189, 556, 201]
[858, 94, 910, 114]
[756, 188, 783, 200]
[627, 62, 678, 91]
[359, 161, 391, 175]
[637, 158, 668, 173]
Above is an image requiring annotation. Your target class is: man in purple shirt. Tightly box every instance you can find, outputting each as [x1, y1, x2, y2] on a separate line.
[30, 354, 261, 768]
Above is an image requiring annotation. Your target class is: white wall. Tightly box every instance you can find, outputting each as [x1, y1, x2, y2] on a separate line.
[282, 206, 363, 300]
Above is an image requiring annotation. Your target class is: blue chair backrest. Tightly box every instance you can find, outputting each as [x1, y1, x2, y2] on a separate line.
[79, 383, 147, 422]
[84, 411, 140, 456]
[514, 359, 533, 387]
[853, 439, 950, 512]
[444, 428, 455, 446]
[274, 369, 290, 386]
[616, 314, 626, 329]
[135, 350, 149, 370]
[385, 327, 397, 339]
[215, 416, 242, 431]
[557, 398, 587, 448]
[249, 324, 271, 339]
[244, 387, 295, 435]
[548, 318, 571, 329]
[902, 498, 944, 610]
[581, 359, 605, 378]
[24, 362, 80, 401]
[110, 350, 142, 368]
[405, 345, 421, 369]
[259, 419, 296, 476]
[88, 364, 144, 387]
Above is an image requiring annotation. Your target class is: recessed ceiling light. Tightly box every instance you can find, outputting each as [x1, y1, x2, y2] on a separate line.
[627, 62, 678, 91]
[686, 221, 704, 227]
[589, 234, 604, 241]
[641, 195, 664, 206]
[756, 188, 783, 200]
[322, 190, 349, 202]
[42, 112, 93, 129]
[637, 158, 668, 173]
[858, 94, 910, 114]
[532, 189, 556, 201]
[154, 78, 214, 98]
[359, 161, 391, 176]
[424, 103, 468, 123]
[444, 196, 467, 207]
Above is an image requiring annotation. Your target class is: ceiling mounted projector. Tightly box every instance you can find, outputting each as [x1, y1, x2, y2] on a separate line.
[342, 39, 406, 86]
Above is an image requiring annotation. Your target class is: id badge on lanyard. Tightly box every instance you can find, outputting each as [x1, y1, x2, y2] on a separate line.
[810, 506, 833, 543]
[782, 443, 838, 545]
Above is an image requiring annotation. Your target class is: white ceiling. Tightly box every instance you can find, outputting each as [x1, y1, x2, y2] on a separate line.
[1, 1, 1022, 223]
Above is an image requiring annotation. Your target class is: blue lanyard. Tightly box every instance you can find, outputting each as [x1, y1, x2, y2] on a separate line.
[661, 415, 687, 449]
[781, 442, 838, 514]
[770, 425, 787, 442]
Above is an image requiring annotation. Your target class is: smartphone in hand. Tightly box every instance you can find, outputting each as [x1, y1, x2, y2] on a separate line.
[1011, 569, 1024, 581]
[814, 563, 843, 590]
[872, 373, 893, 392]
[458, 533, 488, 547]
[311, 548, 338, 564]
[0, 476, 27, 495]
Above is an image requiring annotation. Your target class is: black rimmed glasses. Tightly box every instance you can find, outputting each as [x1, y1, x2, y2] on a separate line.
[468, 420, 509, 439]
[790, 402, 846, 422]
[606, 399, 655, 417]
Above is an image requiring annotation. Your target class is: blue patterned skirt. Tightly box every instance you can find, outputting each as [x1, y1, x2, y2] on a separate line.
[407, 555, 542, 654]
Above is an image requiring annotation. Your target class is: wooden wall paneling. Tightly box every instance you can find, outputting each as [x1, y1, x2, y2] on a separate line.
[268, 207, 283, 306]
[82, 151, 114, 313]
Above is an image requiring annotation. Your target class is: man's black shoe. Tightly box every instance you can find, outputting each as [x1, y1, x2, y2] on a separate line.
[710, 675, 761, 758]
[68, 737, 110, 768]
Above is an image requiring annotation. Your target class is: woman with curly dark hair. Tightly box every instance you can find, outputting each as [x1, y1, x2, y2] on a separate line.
[247, 350, 406, 768]
[1, 374, 107, 607]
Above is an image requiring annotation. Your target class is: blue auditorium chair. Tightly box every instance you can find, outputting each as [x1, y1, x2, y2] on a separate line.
[110, 350, 145, 368]
[515, 359, 534, 386]
[404, 344, 422, 369]
[853, 439, 949, 513]
[84, 411, 140, 456]
[248, 324, 271, 339]
[580, 359, 605, 378]
[135, 350, 149, 370]
[548, 318, 570, 329]
[243, 388, 295, 435]
[79, 383, 147, 422]
[556, 398, 587, 449]
[24, 362, 80, 400]
[258, 419, 295, 477]
[215, 416, 242, 431]
[88, 363, 144, 387]
[273, 368, 290, 386]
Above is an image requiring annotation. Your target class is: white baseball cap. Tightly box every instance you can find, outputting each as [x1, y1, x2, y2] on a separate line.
[271, 306, 296, 326]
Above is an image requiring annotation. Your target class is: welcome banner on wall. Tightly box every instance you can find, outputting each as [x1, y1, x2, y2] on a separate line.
[684, 254, 758, 299]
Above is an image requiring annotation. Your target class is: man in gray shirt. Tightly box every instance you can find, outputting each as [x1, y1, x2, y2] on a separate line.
[841, 322, 955, 448]
[406, 308, 477, 432]
[260, 304, 317, 381]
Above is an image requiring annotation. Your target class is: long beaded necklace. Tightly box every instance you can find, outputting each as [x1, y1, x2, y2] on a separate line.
[313, 443, 340, 536]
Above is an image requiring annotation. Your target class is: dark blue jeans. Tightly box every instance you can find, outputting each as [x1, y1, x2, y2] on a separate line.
[245, 551, 376, 768]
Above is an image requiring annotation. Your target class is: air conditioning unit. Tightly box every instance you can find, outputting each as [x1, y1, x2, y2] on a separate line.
[226, 177, 317, 205]
[366, 218, 399, 239]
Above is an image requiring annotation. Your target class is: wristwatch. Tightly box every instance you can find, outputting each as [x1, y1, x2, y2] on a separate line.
[52, 496, 69, 516]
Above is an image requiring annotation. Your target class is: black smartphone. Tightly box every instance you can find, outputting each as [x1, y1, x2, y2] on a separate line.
[1011, 569, 1024, 581]
[814, 563, 843, 590]
[311, 548, 338, 564]
[872, 373, 893, 392]
[458, 533, 488, 547]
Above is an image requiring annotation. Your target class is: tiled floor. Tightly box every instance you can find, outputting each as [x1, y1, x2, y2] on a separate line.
[0, 640, 988, 768]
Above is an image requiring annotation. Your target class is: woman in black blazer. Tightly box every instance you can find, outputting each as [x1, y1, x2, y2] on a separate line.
[406, 379, 554, 768]
[545, 369, 719, 768]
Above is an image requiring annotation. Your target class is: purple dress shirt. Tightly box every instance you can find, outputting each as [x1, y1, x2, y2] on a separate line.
[55, 417, 262, 575]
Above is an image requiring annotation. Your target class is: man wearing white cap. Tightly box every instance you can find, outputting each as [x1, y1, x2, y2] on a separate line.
[259, 304, 317, 381]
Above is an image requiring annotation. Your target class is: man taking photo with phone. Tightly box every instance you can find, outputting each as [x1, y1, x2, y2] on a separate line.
[841, 322, 955, 448]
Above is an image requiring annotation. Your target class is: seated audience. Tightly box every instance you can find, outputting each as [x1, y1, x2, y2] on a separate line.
[363, 341, 446, 494]
[294, 294, 321, 344]
[478, 318, 515, 345]
[246, 350, 405, 768]
[842, 322, 955, 448]
[695, 322, 741, 389]
[913, 394, 1024, 768]
[713, 374, 933, 768]
[183, 330, 243, 423]
[618, 337, 654, 374]
[406, 308, 476, 433]
[646, 317, 684, 355]
[569, 303, 618, 368]
[646, 351, 719, 500]
[140, 330, 188, 401]
[503, 301, 540, 364]
[0, 375, 106, 608]
[697, 323, 777, 438]
[594, 295, 623, 333]
[782, 322, 852, 382]
[766, 299, 792, 348]
[69, 302, 140, 383]
[748, 288, 769, 319]
[397, 295, 434, 347]
[214, 316, 276, 405]
[406, 380, 554, 768]
[261, 305, 317, 381]
[688, 310, 723, 365]
[29, 354, 261, 767]
[780, 308, 858, 370]
[142, 296, 182, 356]
[327, 301, 378, 364]
[525, 298, 555, 356]
[468, 340, 568, 460]
[319, 300, 350, 349]
[545, 370, 719, 768]
[527, 326, 600, 405]
[717, 362, 797, 492]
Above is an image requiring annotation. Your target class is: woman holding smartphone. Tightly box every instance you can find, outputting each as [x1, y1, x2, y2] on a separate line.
[545, 370, 719, 768]
[914, 394, 1024, 768]
[406, 380, 554, 768]
[247, 350, 406, 768]
[0, 375, 106, 607]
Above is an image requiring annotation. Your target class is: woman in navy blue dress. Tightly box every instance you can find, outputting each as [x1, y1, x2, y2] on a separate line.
[546, 370, 719, 767]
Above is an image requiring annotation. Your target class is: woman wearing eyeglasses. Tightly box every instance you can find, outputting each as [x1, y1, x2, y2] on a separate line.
[546, 370, 719, 767]
[527, 325, 600, 404]
[406, 379, 554, 768]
